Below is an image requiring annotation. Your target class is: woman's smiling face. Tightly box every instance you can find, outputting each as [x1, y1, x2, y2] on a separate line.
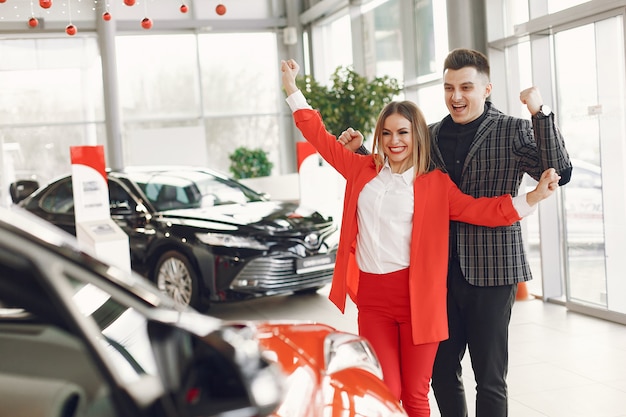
[381, 113, 413, 173]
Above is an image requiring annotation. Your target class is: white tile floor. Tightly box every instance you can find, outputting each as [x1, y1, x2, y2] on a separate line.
[431, 298, 626, 417]
[209, 286, 626, 417]
[499, 299, 626, 417]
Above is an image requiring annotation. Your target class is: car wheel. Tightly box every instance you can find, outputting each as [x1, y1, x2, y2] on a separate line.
[154, 250, 200, 309]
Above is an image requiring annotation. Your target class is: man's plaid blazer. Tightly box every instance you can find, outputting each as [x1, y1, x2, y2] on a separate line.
[430, 101, 572, 287]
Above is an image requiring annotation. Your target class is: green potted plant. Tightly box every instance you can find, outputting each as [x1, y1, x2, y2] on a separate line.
[228, 146, 274, 179]
[295, 66, 402, 141]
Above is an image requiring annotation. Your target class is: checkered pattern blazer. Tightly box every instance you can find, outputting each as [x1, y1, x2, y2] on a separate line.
[429, 102, 572, 287]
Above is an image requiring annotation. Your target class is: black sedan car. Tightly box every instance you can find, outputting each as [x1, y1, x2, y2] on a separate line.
[10, 166, 337, 310]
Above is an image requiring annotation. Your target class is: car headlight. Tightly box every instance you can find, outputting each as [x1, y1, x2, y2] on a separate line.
[324, 332, 383, 379]
[196, 232, 269, 250]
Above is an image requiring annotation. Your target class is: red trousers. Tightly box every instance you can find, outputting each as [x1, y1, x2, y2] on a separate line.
[357, 268, 439, 417]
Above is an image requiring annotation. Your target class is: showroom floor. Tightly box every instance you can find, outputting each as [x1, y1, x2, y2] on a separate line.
[210, 285, 626, 417]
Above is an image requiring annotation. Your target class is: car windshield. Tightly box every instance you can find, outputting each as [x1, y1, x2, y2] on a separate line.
[131, 170, 265, 211]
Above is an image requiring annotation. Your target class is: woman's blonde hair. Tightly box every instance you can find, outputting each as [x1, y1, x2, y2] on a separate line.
[370, 101, 432, 178]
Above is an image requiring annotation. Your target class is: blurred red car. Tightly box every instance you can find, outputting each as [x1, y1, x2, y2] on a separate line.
[255, 322, 408, 417]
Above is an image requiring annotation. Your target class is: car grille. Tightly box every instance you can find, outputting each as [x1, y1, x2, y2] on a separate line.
[231, 253, 334, 294]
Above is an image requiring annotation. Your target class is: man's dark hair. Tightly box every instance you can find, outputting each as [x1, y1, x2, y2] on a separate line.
[443, 48, 490, 79]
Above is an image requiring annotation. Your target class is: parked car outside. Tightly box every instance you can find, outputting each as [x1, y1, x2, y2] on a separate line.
[560, 159, 603, 245]
[0, 206, 408, 417]
[10, 166, 338, 311]
[524, 159, 603, 246]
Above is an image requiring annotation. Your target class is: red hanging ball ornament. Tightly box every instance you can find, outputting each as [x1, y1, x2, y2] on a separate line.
[0, 0, 8, 3]
[141, 17, 152, 29]
[39, 0, 52, 9]
[65, 24, 77, 36]
[123, 0, 135, 6]
[28, 17, 39, 28]
[180, 4, 188, 13]
[216, 4, 226, 15]
[102, 11, 111, 21]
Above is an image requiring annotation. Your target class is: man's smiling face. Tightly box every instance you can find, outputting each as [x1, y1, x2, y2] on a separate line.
[443, 66, 492, 125]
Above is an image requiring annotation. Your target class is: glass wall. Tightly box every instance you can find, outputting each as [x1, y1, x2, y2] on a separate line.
[554, 16, 626, 312]
[116, 32, 280, 174]
[548, 0, 590, 13]
[198, 33, 280, 172]
[307, 0, 449, 124]
[310, 13, 353, 84]
[554, 23, 606, 307]
[0, 37, 105, 193]
[363, 0, 403, 80]
[0, 0, 284, 207]
[503, 0, 590, 23]
[0, 32, 280, 197]
[117, 34, 202, 121]
[410, 0, 449, 123]
[491, 1, 626, 321]
[414, 0, 448, 81]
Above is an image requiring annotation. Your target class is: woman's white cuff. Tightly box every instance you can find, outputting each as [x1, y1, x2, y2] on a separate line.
[285, 90, 312, 112]
[513, 194, 536, 217]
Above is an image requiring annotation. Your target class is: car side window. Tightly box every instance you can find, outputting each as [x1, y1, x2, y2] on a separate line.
[66, 275, 160, 382]
[40, 179, 75, 214]
[140, 182, 158, 202]
[143, 184, 193, 211]
[108, 181, 134, 214]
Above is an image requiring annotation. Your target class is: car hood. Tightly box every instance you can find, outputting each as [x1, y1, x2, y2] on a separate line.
[160, 201, 332, 232]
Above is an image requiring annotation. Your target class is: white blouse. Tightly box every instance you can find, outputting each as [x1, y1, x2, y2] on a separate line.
[356, 162, 414, 273]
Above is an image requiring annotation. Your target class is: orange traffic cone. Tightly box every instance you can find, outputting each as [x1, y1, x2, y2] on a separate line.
[516, 282, 531, 301]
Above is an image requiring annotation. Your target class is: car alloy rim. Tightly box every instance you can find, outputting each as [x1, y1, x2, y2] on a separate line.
[157, 257, 192, 307]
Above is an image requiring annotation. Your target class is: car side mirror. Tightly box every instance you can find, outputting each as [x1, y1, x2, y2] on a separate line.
[110, 201, 133, 215]
[147, 320, 284, 417]
[9, 180, 39, 204]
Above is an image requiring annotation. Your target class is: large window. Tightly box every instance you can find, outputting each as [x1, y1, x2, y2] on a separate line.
[198, 33, 280, 173]
[116, 34, 201, 120]
[493, 2, 626, 321]
[414, 0, 448, 80]
[311, 12, 353, 84]
[557, 15, 626, 318]
[0, 30, 281, 197]
[0, 37, 105, 189]
[115, 32, 279, 175]
[363, 0, 403, 80]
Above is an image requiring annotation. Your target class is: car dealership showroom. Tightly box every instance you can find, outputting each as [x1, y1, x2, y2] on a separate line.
[1, 1, 625, 416]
